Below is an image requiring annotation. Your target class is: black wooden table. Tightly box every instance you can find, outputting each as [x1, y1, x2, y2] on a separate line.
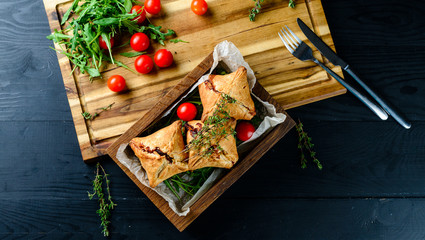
[1, 0, 424, 239]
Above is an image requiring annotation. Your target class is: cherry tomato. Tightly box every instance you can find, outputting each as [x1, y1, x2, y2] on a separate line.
[177, 102, 197, 121]
[135, 55, 154, 74]
[191, 0, 208, 15]
[99, 36, 115, 50]
[130, 5, 146, 24]
[144, 0, 161, 14]
[107, 75, 126, 92]
[154, 49, 173, 68]
[130, 33, 150, 52]
[236, 121, 256, 141]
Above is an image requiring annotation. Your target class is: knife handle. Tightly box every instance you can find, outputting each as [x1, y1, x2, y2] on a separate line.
[345, 67, 411, 129]
[312, 59, 389, 121]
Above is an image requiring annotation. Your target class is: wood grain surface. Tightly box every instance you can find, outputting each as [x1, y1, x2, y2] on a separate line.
[1, 0, 425, 239]
[43, 0, 345, 161]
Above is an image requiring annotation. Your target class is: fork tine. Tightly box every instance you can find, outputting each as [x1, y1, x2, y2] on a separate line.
[280, 28, 297, 51]
[282, 27, 299, 48]
[286, 25, 302, 44]
[278, 31, 294, 53]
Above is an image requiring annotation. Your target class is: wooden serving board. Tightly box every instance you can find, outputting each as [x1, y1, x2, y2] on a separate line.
[43, 0, 345, 161]
[106, 52, 296, 231]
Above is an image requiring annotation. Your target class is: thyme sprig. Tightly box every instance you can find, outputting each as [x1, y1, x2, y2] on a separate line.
[249, 0, 296, 21]
[249, 0, 264, 22]
[295, 120, 322, 170]
[184, 93, 236, 158]
[82, 102, 115, 120]
[88, 162, 117, 237]
[164, 167, 214, 201]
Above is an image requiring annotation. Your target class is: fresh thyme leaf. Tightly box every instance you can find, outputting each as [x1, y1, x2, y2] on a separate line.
[170, 39, 189, 43]
[119, 51, 147, 57]
[249, 0, 264, 22]
[295, 119, 322, 170]
[88, 162, 117, 237]
[249, 0, 296, 21]
[164, 167, 214, 201]
[82, 102, 115, 120]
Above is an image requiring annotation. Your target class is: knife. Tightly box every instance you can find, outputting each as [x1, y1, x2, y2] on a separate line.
[297, 18, 411, 129]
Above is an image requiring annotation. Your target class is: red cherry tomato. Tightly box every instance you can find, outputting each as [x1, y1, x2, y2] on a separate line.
[130, 33, 150, 52]
[135, 55, 154, 74]
[130, 5, 146, 24]
[107, 75, 126, 92]
[236, 121, 256, 141]
[177, 102, 197, 121]
[191, 0, 208, 15]
[144, 0, 161, 14]
[154, 49, 173, 68]
[99, 36, 115, 50]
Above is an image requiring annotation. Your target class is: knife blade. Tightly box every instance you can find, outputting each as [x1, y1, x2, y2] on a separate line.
[297, 18, 411, 129]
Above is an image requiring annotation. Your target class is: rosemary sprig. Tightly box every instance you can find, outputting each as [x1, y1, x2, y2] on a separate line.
[295, 120, 322, 170]
[88, 162, 117, 237]
[82, 102, 115, 120]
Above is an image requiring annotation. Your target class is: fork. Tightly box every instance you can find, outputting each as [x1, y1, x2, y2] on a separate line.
[278, 26, 389, 121]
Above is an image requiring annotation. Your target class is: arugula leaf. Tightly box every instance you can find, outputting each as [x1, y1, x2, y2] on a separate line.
[101, 32, 114, 64]
[93, 18, 121, 26]
[48, 0, 178, 81]
[141, 24, 175, 45]
[124, 0, 133, 12]
[119, 51, 147, 57]
[170, 39, 189, 43]
[61, 0, 80, 25]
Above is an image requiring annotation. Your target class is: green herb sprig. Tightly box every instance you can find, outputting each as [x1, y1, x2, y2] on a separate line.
[164, 167, 214, 200]
[184, 93, 236, 159]
[249, 0, 296, 21]
[82, 102, 115, 120]
[249, 0, 264, 22]
[295, 120, 322, 170]
[88, 162, 117, 237]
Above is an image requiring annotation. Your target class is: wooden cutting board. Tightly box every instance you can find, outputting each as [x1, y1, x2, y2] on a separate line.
[43, 0, 345, 162]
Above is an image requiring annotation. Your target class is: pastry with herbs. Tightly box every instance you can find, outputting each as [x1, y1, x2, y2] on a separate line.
[129, 121, 189, 188]
[185, 120, 238, 170]
[199, 66, 256, 122]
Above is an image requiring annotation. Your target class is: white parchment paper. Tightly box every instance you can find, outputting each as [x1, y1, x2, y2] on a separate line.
[115, 41, 286, 216]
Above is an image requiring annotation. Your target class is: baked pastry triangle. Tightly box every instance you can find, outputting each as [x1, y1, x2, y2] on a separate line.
[199, 66, 256, 122]
[129, 121, 189, 188]
[185, 120, 239, 171]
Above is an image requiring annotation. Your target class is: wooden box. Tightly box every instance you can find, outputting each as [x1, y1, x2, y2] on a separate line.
[106, 53, 296, 231]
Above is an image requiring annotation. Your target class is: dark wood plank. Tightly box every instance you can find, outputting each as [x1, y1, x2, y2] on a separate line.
[2, 198, 425, 239]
